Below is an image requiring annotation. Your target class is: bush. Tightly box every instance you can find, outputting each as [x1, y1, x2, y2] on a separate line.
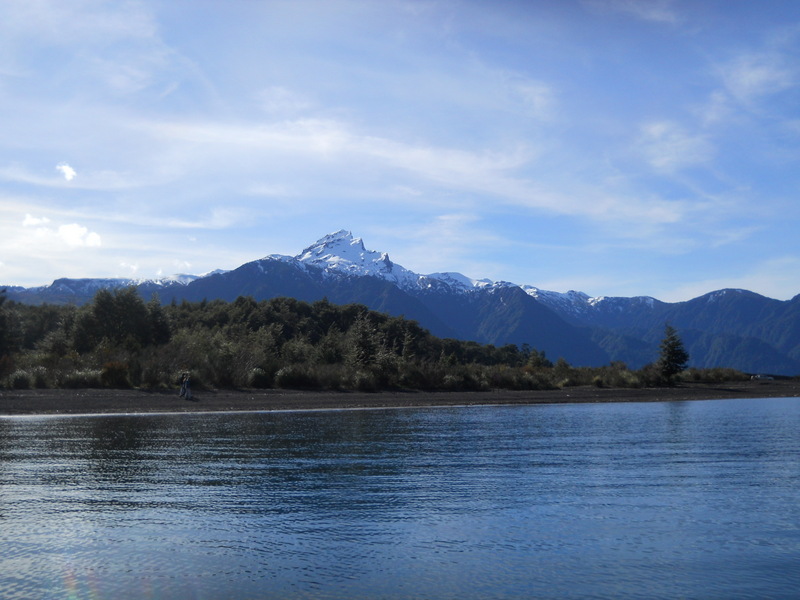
[248, 367, 272, 388]
[60, 369, 103, 388]
[9, 370, 32, 389]
[101, 361, 130, 388]
[30, 366, 50, 388]
[274, 365, 319, 389]
[524, 370, 557, 390]
[397, 361, 443, 390]
[635, 363, 666, 387]
[351, 369, 378, 392]
[442, 373, 463, 391]
[312, 364, 346, 391]
[679, 367, 749, 383]
[140, 363, 166, 389]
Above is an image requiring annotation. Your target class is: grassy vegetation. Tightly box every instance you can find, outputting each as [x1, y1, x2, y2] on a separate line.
[0, 288, 753, 392]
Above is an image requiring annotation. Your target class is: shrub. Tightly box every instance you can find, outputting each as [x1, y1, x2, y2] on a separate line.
[0, 355, 16, 381]
[281, 338, 316, 365]
[9, 370, 32, 390]
[635, 363, 666, 387]
[140, 363, 166, 389]
[397, 361, 443, 390]
[274, 365, 319, 389]
[248, 367, 272, 388]
[351, 369, 378, 392]
[60, 369, 103, 388]
[524, 370, 557, 390]
[312, 364, 346, 391]
[101, 361, 130, 388]
[679, 367, 749, 383]
[30, 366, 50, 388]
[442, 373, 464, 391]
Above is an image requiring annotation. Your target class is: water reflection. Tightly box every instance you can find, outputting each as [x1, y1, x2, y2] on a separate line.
[1, 398, 799, 599]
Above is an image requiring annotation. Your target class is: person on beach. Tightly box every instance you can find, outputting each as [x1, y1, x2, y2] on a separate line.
[183, 373, 193, 400]
[179, 372, 192, 400]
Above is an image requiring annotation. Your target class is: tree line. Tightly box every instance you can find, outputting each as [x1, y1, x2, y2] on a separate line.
[1, 287, 732, 392]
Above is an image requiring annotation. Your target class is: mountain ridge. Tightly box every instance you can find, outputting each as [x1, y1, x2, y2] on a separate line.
[4, 230, 799, 374]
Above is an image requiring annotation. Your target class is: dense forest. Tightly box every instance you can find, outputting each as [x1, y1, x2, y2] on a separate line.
[0, 287, 747, 392]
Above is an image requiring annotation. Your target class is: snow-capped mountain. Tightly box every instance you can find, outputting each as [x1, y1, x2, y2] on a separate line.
[4, 274, 202, 306]
[277, 230, 663, 321]
[4, 230, 800, 374]
[270, 229, 586, 300]
[281, 230, 421, 289]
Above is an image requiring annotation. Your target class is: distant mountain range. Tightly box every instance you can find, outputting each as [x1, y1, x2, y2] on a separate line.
[5, 230, 800, 375]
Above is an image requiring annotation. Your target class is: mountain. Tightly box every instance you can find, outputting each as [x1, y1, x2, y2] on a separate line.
[4, 230, 800, 374]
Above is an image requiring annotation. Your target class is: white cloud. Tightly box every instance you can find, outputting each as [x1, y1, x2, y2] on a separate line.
[638, 121, 713, 172]
[21, 217, 102, 249]
[56, 163, 77, 181]
[120, 261, 139, 276]
[23, 213, 50, 226]
[58, 224, 101, 248]
[720, 52, 797, 104]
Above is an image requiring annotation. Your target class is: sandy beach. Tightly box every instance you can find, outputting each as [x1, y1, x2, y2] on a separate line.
[0, 379, 797, 416]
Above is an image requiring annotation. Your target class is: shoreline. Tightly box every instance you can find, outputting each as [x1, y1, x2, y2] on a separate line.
[1, 380, 798, 416]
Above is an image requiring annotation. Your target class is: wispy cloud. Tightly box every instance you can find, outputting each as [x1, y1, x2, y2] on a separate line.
[661, 256, 800, 303]
[637, 121, 714, 172]
[0, 162, 157, 190]
[144, 114, 694, 232]
[720, 52, 797, 104]
[374, 213, 508, 278]
[257, 86, 315, 115]
[506, 77, 556, 121]
[584, 0, 679, 24]
[0, 0, 157, 44]
[1, 1, 798, 300]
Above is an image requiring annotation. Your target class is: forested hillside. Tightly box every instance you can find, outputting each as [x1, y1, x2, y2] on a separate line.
[0, 288, 748, 392]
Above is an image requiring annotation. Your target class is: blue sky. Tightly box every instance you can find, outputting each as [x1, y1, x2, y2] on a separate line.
[1, 0, 799, 302]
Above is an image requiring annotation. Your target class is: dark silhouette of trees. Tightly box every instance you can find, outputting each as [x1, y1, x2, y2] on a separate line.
[1, 292, 748, 393]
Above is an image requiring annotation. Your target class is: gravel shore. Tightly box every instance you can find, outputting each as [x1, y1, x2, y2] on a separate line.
[1, 380, 798, 416]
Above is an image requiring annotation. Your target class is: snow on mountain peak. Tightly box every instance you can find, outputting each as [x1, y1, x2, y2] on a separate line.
[295, 230, 416, 285]
[298, 230, 363, 263]
[425, 272, 493, 290]
[278, 230, 601, 311]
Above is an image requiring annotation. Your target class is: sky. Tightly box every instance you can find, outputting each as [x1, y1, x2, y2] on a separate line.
[1, 0, 799, 302]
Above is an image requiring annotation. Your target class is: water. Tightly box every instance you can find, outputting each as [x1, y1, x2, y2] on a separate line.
[1, 397, 799, 599]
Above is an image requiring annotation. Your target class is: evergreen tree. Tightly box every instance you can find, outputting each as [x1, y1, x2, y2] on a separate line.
[0, 290, 8, 357]
[658, 324, 689, 382]
[0, 290, 11, 381]
[147, 294, 171, 345]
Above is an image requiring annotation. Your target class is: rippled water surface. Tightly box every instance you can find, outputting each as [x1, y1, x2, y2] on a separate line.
[1, 397, 799, 599]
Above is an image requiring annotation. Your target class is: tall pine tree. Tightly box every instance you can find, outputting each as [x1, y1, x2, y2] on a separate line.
[658, 324, 689, 382]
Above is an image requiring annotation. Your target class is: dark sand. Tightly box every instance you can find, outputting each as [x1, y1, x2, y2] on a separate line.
[1, 380, 798, 416]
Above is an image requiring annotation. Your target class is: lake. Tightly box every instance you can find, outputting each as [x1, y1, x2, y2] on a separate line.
[1, 397, 799, 599]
